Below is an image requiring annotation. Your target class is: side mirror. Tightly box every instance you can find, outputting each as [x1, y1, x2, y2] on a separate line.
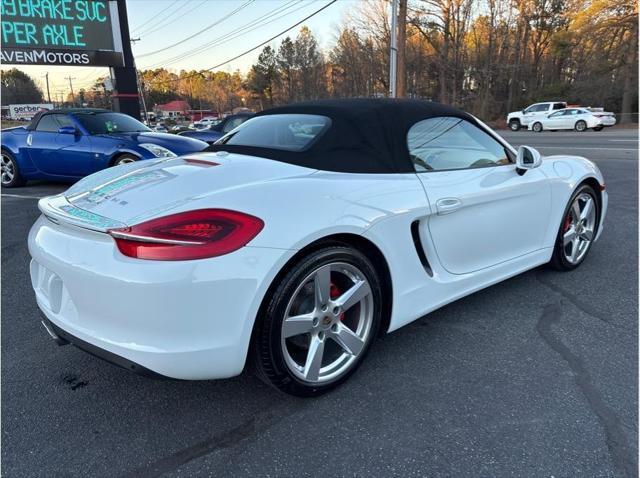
[515, 145, 542, 176]
[58, 126, 78, 135]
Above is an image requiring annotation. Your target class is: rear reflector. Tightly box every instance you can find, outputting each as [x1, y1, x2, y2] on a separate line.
[108, 209, 264, 261]
[599, 183, 606, 191]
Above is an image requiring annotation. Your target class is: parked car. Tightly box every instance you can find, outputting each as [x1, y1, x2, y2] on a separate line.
[1, 109, 208, 187]
[154, 124, 169, 133]
[507, 101, 567, 131]
[528, 107, 617, 132]
[29, 99, 607, 396]
[192, 117, 219, 129]
[170, 125, 192, 134]
[179, 113, 253, 144]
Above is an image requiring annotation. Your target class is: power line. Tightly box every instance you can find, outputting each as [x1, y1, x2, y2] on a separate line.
[137, 0, 208, 37]
[142, 0, 303, 69]
[152, 0, 337, 87]
[130, 0, 181, 33]
[136, 0, 255, 59]
[136, 0, 194, 35]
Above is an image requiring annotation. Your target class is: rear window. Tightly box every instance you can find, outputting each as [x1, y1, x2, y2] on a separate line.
[216, 114, 331, 151]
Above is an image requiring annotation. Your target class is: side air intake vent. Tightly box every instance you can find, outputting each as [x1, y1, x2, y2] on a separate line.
[411, 220, 433, 276]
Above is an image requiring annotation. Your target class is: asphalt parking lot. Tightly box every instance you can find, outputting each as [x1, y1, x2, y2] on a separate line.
[2, 128, 637, 477]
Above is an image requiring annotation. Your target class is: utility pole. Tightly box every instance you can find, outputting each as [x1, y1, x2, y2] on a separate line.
[65, 76, 76, 106]
[43, 72, 51, 103]
[389, 0, 398, 98]
[396, 0, 407, 98]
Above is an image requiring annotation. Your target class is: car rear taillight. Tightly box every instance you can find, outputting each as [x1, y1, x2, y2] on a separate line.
[108, 209, 264, 261]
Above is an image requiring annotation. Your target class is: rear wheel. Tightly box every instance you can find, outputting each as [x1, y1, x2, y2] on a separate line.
[532, 122, 543, 133]
[549, 184, 599, 271]
[1, 150, 25, 188]
[113, 154, 138, 166]
[575, 120, 587, 132]
[253, 246, 382, 396]
[509, 120, 521, 131]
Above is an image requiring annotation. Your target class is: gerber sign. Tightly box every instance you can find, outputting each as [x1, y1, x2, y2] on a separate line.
[0, 0, 124, 66]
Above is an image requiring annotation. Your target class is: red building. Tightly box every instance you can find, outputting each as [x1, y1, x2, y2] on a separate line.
[154, 100, 190, 119]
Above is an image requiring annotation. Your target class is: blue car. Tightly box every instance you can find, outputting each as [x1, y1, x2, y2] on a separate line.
[1, 109, 208, 188]
[178, 113, 253, 144]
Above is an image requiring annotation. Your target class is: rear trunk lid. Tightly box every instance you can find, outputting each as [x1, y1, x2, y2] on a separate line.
[38, 152, 315, 231]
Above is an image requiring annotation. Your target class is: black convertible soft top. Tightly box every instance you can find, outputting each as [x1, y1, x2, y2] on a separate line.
[27, 108, 110, 130]
[210, 98, 478, 173]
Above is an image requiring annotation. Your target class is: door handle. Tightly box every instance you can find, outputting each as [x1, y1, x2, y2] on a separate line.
[436, 197, 462, 215]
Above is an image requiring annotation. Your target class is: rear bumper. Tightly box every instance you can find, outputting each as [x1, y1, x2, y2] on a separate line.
[29, 215, 292, 380]
[41, 315, 167, 379]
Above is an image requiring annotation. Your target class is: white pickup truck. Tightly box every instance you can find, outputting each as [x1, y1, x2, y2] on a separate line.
[507, 102, 567, 131]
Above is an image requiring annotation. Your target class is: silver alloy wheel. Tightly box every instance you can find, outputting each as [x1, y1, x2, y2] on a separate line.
[563, 192, 597, 265]
[116, 157, 136, 165]
[280, 262, 374, 384]
[533, 122, 543, 132]
[1, 153, 15, 185]
[509, 121, 520, 131]
[576, 121, 586, 132]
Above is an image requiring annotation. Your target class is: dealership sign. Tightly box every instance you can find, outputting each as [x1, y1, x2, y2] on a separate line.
[9, 103, 54, 119]
[0, 0, 124, 66]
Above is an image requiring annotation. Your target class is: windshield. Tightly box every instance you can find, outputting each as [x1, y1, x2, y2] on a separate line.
[75, 112, 150, 134]
[216, 114, 330, 151]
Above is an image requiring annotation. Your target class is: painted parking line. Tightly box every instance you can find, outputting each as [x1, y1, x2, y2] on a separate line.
[1, 193, 44, 199]
[608, 140, 638, 142]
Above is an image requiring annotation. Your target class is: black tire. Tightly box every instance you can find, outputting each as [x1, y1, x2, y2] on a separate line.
[593, 126, 604, 131]
[575, 120, 587, 132]
[252, 245, 382, 397]
[509, 120, 521, 131]
[532, 122, 543, 133]
[1, 150, 25, 188]
[549, 184, 599, 271]
[112, 154, 138, 167]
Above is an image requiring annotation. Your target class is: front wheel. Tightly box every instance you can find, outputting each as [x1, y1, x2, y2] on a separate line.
[509, 120, 521, 131]
[532, 122, 543, 132]
[549, 184, 599, 271]
[575, 120, 587, 132]
[252, 246, 382, 396]
[1, 150, 25, 188]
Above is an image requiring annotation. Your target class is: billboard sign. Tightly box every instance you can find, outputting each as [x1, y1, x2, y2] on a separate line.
[8, 104, 54, 120]
[0, 0, 124, 66]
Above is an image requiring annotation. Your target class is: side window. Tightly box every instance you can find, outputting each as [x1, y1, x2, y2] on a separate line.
[534, 103, 550, 112]
[35, 115, 59, 132]
[54, 114, 74, 128]
[222, 117, 245, 133]
[549, 111, 563, 118]
[408, 117, 511, 172]
[553, 103, 565, 110]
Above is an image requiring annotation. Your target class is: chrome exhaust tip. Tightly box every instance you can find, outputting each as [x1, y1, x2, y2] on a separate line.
[41, 320, 69, 346]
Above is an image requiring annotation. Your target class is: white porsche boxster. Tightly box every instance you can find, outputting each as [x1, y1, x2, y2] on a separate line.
[29, 99, 607, 396]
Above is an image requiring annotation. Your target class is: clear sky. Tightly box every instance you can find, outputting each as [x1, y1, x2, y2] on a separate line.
[2, 0, 355, 101]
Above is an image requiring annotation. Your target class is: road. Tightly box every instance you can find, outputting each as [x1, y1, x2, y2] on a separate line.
[2, 128, 637, 477]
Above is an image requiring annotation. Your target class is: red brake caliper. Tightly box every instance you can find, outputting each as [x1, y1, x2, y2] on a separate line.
[330, 283, 346, 321]
[563, 212, 573, 232]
